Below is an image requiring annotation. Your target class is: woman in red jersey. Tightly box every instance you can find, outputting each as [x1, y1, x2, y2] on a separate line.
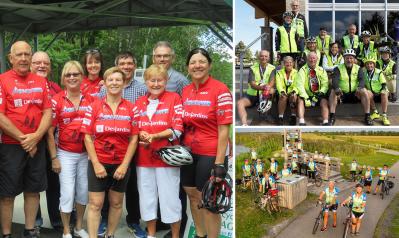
[134, 64, 183, 238]
[81, 49, 104, 97]
[181, 48, 233, 238]
[47, 61, 93, 238]
[81, 67, 139, 238]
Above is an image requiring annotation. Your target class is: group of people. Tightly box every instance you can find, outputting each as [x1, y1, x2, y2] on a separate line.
[238, 0, 397, 126]
[0, 40, 232, 238]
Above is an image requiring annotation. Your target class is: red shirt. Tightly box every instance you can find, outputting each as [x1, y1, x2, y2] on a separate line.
[181, 76, 232, 156]
[80, 98, 138, 164]
[47, 80, 62, 97]
[0, 70, 51, 144]
[81, 76, 102, 98]
[52, 91, 94, 153]
[134, 91, 183, 167]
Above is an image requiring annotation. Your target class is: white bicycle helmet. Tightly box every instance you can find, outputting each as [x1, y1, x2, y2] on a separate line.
[258, 99, 272, 114]
[343, 48, 356, 57]
[379, 46, 392, 54]
[361, 30, 371, 37]
[157, 145, 193, 166]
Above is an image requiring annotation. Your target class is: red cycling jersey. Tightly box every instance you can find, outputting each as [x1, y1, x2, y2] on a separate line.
[52, 91, 95, 153]
[47, 80, 62, 97]
[134, 91, 183, 167]
[0, 70, 51, 144]
[181, 76, 232, 156]
[81, 76, 102, 98]
[80, 98, 138, 164]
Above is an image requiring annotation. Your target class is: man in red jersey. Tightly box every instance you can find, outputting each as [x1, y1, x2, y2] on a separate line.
[0, 41, 52, 238]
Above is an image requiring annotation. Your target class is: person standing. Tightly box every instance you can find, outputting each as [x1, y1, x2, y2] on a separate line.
[341, 24, 360, 52]
[81, 49, 104, 98]
[290, 0, 308, 51]
[0, 41, 52, 238]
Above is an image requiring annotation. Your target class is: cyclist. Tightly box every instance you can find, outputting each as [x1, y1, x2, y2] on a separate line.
[341, 184, 367, 236]
[341, 24, 360, 52]
[242, 159, 252, 180]
[260, 171, 277, 194]
[298, 36, 322, 68]
[308, 157, 318, 180]
[322, 42, 343, 82]
[376, 46, 397, 102]
[350, 159, 358, 182]
[281, 163, 292, 178]
[318, 180, 340, 231]
[373, 164, 390, 195]
[364, 166, 373, 193]
[275, 11, 300, 64]
[269, 158, 279, 179]
[291, 158, 299, 174]
[357, 31, 378, 67]
[316, 27, 331, 55]
[254, 159, 265, 179]
[251, 147, 257, 160]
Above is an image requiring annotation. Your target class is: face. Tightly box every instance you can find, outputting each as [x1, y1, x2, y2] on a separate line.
[356, 186, 363, 193]
[245, 160, 248, 165]
[63, 65, 82, 90]
[291, 1, 299, 12]
[9, 42, 32, 76]
[284, 16, 292, 24]
[320, 30, 327, 38]
[307, 54, 318, 68]
[117, 57, 136, 80]
[363, 36, 370, 44]
[331, 44, 339, 55]
[344, 55, 355, 67]
[259, 51, 269, 65]
[284, 59, 294, 71]
[348, 26, 356, 36]
[86, 55, 101, 76]
[153, 46, 173, 70]
[365, 61, 375, 71]
[284, 165, 287, 169]
[187, 53, 210, 82]
[271, 158, 275, 162]
[307, 42, 316, 51]
[145, 74, 167, 98]
[105, 72, 125, 96]
[31, 53, 51, 78]
[257, 160, 261, 164]
[329, 181, 335, 189]
[381, 52, 390, 61]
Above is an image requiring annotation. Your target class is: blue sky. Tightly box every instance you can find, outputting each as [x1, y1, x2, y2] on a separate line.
[235, 0, 277, 54]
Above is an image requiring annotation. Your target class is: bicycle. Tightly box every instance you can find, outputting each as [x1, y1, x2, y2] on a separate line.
[238, 176, 251, 192]
[309, 170, 322, 187]
[380, 176, 395, 200]
[250, 175, 261, 203]
[259, 189, 280, 215]
[312, 202, 328, 235]
[342, 203, 353, 238]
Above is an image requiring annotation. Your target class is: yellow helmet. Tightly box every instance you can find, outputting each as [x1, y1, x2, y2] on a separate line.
[363, 54, 377, 64]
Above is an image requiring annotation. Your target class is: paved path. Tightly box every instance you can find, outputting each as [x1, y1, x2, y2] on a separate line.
[276, 160, 399, 238]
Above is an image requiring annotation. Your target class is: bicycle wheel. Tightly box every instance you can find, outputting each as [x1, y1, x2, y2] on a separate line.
[271, 196, 280, 213]
[386, 186, 390, 196]
[312, 212, 322, 234]
[342, 219, 350, 238]
[381, 183, 385, 200]
[315, 176, 322, 187]
[266, 199, 273, 215]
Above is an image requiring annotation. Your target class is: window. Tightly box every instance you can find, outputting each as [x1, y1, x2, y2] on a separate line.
[309, 11, 333, 37]
[388, 0, 399, 3]
[361, 0, 384, 2]
[388, 11, 399, 40]
[335, 11, 359, 41]
[309, 0, 332, 2]
[335, 0, 358, 3]
[361, 11, 384, 34]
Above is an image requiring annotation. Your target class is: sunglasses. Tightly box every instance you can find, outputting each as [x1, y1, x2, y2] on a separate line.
[65, 72, 81, 78]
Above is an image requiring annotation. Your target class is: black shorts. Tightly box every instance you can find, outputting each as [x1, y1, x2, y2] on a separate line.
[181, 154, 228, 191]
[364, 180, 372, 186]
[372, 94, 382, 102]
[341, 92, 360, 103]
[377, 179, 385, 185]
[0, 140, 47, 197]
[243, 93, 259, 107]
[323, 203, 338, 212]
[88, 161, 131, 193]
[351, 211, 364, 219]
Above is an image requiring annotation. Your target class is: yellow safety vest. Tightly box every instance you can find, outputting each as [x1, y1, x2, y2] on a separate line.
[316, 35, 331, 54]
[247, 63, 275, 96]
[337, 64, 360, 93]
[343, 35, 359, 50]
[278, 26, 298, 53]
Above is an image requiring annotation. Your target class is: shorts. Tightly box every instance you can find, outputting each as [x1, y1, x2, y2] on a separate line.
[364, 180, 372, 186]
[351, 211, 364, 219]
[350, 171, 356, 175]
[243, 93, 259, 107]
[341, 92, 360, 103]
[377, 179, 385, 185]
[136, 167, 181, 223]
[88, 161, 131, 193]
[323, 203, 338, 212]
[181, 154, 228, 191]
[372, 94, 382, 102]
[0, 140, 47, 197]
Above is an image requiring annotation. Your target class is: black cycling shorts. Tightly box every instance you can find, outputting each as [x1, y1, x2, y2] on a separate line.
[88, 161, 131, 193]
[181, 154, 228, 191]
[323, 203, 338, 212]
[243, 93, 259, 107]
[341, 92, 360, 103]
[0, 140, 47, 197]
[351, 211, 364, 219]
[377, 179, 385, 185]
[364, 180, 372, 186]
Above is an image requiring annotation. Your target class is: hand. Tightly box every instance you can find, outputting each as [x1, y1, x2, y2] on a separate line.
[52, 158, 61, 174]
[20, 133, 40, 152]
[213, 164, 227, 182]
[335, 88, 343, 96]
[28, 146, 37, 158]
[139, 131, 150, 143]
[114, 164, 128, 180]
[312, 96, 318, 103]
[305, 99, 311, 107]
[93, 162, 107, 178]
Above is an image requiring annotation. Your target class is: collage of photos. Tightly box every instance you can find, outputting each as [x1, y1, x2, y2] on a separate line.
[1, 0, 399, 238]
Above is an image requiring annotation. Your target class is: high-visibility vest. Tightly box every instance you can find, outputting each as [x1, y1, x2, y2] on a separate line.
[278, 26, 298, 53]
[350, 162, 357, 171]
[377, 59, 396, 81]
[363, 68, 386, 94]
[351, 192, 366, 213]
[343, 35, 359, 50]
[247, 63, 275, 96]
[296, 64, 329, 99]
[292, 14, 305, 37]
[325, 53, 343, 67]
[337, 64, 361, 93]
[358, 41, 376, 61]
[316, 35, 331, 53]
[275, 67, 298, 95]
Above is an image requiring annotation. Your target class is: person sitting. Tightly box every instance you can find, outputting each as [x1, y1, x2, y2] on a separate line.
[377, 46, 397, 102]
[281, 163, 292, 178]
[328, 49, 371, 125]
[322, 42, 344, 83]
[296, 52, 329, 125]
[298, 36, 321, 68]
[316, 27, 331, 55]
[272, 56, 298, 125]
[357, 31, 378, 67]
[362, 55, 390, 126]
[260, 171, 277, 195]
[237, 50, 275, 126]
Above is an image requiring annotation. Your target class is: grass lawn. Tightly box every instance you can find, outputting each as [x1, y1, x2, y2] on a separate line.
[374, 193, 399, 237]
[335, 135, 399, 151]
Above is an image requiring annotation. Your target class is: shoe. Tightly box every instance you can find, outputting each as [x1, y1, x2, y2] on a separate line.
[289, 115, 296, 125]
[370, 111, 380, 120]
[391, 93, 397, 102]
[278, 117, 284, 125]
[97, 220, 107, 237]
[23, 229, 39, 238]
[321, 226, 327, 232]
[3, 234, 12, 238]
[74, 228, 89, 238]
[373, 192, 377, 195]
[333, 224, 337, 228]
[105, 235, 114, 238]
[355, 232, 360, 236]
[322, 122, 330, 126]
[62, 234, 72, 238]
[127, 223, 147, 238]
[298, 122, 306, 126]
[364, 116, 373, 126]
[329, 114, 336, 125]
[382, 115, 391, 126]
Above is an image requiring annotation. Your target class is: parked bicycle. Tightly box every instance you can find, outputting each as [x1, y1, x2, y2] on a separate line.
[259, 189, 280, 215]
[251, 175, 261, 203]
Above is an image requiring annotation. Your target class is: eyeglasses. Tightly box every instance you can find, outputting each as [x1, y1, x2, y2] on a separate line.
[154, 54, 171, 60]
[32, 61, 50, 66]
[86, 49, 100, 54]
[65, 72, 81, 78]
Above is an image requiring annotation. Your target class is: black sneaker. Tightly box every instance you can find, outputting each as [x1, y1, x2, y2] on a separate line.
[278, 117, 284, 125]
[391, 93, 397, 102]
[322, 122, 330, 126]
[3, 234, 12, 238]
[329, 114, 336, 125]
[23, 229, 39, 238]
[289, 115, 296, 125]
[299, 122, 306, 126]
[365, 116, 373, 126]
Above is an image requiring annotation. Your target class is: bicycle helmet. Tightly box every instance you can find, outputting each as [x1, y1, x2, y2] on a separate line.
[361, 30, 371, 37]
[363, 54, 376, 64]
[379, 46, 392, 54]
[306, 36, 317, 43]
[201, 173, 233, 214]
[157, 145, 193, 166]
[283, 11, 293, 19]
[343, 48, 356, 57]
[258, 99, 272, 114]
